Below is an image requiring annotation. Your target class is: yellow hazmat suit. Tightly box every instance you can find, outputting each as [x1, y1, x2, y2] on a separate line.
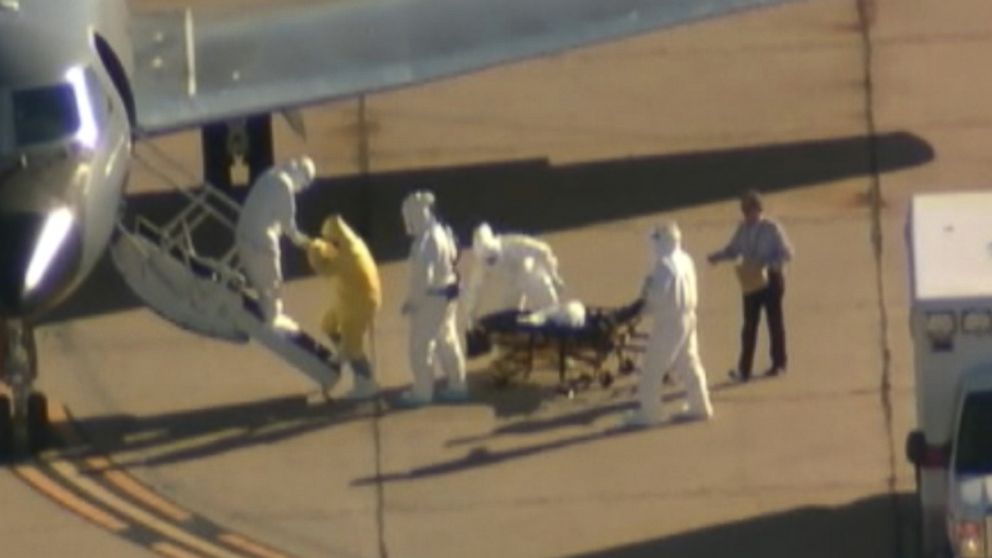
[306, 215, 381, 393]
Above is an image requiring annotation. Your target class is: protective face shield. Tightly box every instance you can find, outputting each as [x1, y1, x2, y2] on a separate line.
[286, 156, 317, 191]
[401, 191, 435, 236]
[472, 223, 501, 265]
[650, 221, 681, 261]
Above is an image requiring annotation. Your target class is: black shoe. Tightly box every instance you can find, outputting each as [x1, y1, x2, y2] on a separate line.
[765, 366, 786, 377]
[729, 369, 751, 382]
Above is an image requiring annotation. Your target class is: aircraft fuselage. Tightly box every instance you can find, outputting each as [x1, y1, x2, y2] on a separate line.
[0, 0, 133, 319]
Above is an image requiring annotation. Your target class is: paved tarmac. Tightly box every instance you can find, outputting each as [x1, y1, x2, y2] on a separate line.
[5, 0, 989, 556]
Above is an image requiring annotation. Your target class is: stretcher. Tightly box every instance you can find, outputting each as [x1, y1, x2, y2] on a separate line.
[465, 299, 646, 390]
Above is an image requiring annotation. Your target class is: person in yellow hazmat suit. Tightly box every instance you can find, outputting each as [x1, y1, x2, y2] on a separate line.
[306, 214, 382, 399]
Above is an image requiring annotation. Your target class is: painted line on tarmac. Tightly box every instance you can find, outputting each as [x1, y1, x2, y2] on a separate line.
[85, 456, 192, 523]
[48, 457, 242, 558]
[152, 541, 203, 558]
[12, 400, 295, 558]
[12, 463, 129, 532]
[219, 534, 294, 558]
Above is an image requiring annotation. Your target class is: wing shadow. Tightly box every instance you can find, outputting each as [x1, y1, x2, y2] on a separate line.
[44, 131, 933, 323]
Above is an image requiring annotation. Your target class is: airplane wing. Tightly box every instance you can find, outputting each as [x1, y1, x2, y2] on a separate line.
[130, 0, 806, 136]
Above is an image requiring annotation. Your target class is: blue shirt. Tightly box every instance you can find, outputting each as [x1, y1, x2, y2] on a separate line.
[711, 217, 793, 270]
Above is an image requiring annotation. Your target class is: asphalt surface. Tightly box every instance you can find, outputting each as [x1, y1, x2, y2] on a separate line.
[5, 0, 988, 556]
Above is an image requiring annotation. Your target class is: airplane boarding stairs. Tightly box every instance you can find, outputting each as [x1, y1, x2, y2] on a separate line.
[109, 145, 341, 390]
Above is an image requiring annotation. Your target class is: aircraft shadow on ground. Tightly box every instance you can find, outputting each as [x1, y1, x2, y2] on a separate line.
[567, 492, 919, 558]
[446, 373, 783, 446]
[350, 374, 808, 485]
[58, 397, 924, 557]
[59, 369, 547, 468]
[350, 418, 685, 487]
[45, 131, 933, 323]
[58, 364, 756, 469]
[63, 393, 367, 469]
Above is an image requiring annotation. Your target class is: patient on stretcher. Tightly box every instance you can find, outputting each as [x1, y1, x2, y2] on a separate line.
[516, 299, 586, 328]
[466, 298, 644, 358]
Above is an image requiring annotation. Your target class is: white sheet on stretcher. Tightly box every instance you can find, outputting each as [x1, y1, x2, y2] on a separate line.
[516, 300, 587, 328]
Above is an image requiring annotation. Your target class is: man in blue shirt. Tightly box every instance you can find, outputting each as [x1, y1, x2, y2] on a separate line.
[708, 190, 794, 382]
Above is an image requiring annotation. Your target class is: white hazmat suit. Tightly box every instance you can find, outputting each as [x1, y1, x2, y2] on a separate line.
[400, 191, 467, 406]
[514, 256, 559, 312]
[461, 222, 565, 328]
[626, 222, 713, 427]
[235, 156, 315, 328]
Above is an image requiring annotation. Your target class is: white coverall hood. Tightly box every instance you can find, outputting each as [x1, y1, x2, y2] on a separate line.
[651, 222, 681, 262]
[285, 156, 316, 192]
[402, 191, 436, 236]
[472, 222, 502, 264]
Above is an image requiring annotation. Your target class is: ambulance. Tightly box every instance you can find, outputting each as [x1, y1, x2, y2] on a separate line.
[906, 192, 992, 558]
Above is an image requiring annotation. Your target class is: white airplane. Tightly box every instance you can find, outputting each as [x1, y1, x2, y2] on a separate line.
[0, 0, 805, 451]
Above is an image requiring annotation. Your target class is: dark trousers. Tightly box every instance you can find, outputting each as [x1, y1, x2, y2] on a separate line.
[738, 270, 787, 377]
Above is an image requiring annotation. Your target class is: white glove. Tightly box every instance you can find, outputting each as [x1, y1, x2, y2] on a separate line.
[290, 231, 311, 248]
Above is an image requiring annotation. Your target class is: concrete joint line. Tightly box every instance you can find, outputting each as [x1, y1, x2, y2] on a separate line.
[855, 1, 904, 556]
[368, 337, 389, 558]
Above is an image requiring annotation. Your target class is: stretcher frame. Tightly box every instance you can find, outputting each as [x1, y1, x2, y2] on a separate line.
[465, 299, 646, 390]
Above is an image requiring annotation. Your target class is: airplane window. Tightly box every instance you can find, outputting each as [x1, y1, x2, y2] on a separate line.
[12, 83, 80, 147]
[954, 390, 992, 474]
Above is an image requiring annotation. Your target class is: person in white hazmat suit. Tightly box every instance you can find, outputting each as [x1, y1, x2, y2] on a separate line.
[460, 222, 566, 329]
[235, 156, 315, 330]
[624, 222, 713, 427]
[399, 191, 468, 406]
